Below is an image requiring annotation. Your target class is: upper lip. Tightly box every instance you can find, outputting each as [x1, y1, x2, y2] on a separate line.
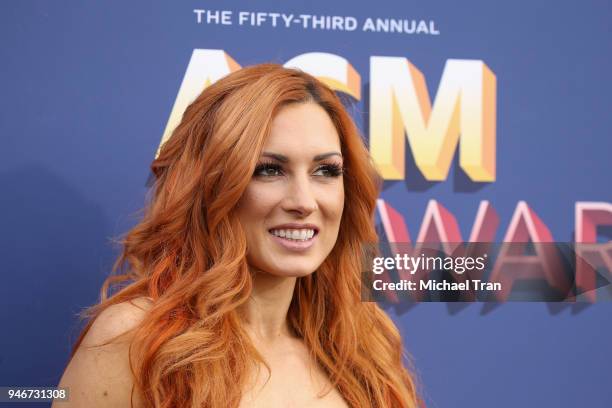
[269, 223, 320, 233]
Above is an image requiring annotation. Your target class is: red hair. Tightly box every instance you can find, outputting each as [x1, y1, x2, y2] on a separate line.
[73, 64, 421, 407]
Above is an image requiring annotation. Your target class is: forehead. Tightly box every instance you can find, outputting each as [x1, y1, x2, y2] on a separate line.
[264, 102, 341, 155]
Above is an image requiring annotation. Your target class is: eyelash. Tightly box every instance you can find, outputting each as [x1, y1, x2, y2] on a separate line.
[254, 161, 344, 178]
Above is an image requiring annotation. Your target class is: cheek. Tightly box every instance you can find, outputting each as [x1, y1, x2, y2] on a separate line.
[237, 185, 278, 229]
[321, 184, 345, 224]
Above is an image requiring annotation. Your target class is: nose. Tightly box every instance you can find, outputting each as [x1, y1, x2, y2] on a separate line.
[281, 174, 318, 217]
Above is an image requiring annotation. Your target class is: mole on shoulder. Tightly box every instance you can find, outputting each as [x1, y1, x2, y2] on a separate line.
[103, 390, 108, 397]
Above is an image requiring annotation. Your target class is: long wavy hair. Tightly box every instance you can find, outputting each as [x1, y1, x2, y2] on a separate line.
[72, 64, 420, 407]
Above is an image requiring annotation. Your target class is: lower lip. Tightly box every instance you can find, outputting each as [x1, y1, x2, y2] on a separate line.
[269, 232, 317, 252]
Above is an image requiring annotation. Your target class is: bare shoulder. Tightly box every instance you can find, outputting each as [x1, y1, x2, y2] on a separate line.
[81, 297, 154, 347]
[54, 297, 154, 408]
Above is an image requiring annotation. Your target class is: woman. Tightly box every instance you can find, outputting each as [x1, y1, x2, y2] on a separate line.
[56, 64, 420, 407]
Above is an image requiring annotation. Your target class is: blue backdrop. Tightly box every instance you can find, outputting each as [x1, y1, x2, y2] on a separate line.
[1, 1, 611, 407]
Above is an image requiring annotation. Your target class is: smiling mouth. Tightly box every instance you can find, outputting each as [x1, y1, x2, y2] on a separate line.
[267, 228, 318, 252]
[268, 228, 318, 241]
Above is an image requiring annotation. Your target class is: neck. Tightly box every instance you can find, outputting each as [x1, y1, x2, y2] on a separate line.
[241, 269, 297, 345]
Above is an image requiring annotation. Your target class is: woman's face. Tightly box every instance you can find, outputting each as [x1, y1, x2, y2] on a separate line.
[236, 102, 345, 278]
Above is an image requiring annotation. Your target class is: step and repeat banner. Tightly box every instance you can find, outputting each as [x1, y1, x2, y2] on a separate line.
[1, 1, 611, 407]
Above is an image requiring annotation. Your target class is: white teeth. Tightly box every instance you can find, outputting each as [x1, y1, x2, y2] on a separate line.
[269, 228, 315, 241]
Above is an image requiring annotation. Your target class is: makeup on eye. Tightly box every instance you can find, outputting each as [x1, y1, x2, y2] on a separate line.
[253, 160, 344, 178]
[312, 162, 344, 177]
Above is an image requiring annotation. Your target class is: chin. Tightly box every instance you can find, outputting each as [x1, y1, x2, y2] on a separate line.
[268, 260, 321, 278]
[252, 254, 323, 278]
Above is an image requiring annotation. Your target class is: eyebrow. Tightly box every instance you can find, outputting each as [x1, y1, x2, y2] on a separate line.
[261, 151, 343, 162]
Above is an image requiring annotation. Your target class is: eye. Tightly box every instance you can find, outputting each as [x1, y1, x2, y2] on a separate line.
[254, 162, 283, 177]
[313, 163, 344, 177]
